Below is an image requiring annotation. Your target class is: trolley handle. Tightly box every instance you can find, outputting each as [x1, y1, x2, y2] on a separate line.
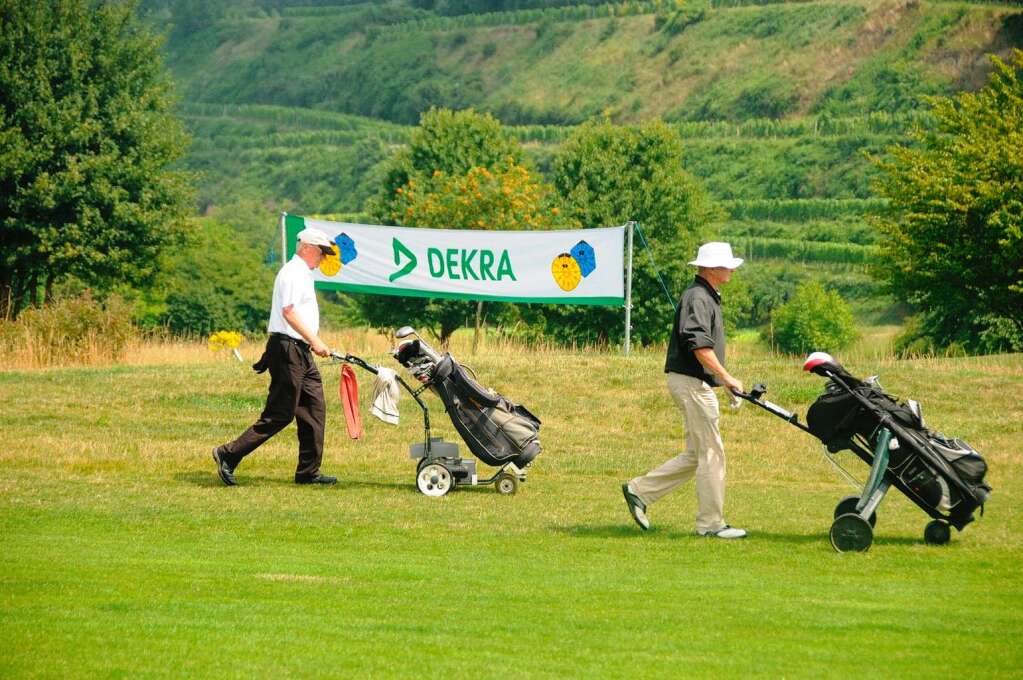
[330, 351, 379, 376]
[733, 382, 813, 434]
[733, 384, 767, 402]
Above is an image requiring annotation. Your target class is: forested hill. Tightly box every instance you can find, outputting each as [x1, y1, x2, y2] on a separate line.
[123, 0, 1023, 335]
[147, 0, 1023, 217]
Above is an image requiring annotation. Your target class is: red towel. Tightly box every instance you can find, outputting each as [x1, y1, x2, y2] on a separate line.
[340, 364, 363, 439]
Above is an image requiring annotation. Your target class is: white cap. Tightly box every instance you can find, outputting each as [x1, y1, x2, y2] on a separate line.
[688, 242, 744, 269]
[297, 227, 335, 255]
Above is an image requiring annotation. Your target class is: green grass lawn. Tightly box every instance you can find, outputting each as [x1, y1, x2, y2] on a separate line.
[1, 340, 1021, 677]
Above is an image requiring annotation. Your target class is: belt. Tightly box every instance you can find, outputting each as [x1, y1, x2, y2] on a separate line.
[270, 332, 310, 350]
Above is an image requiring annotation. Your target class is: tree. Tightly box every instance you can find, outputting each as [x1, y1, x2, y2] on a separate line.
[0, 0, 193, 318]
[151, 218, 275, 337]
[872, 50, 1023, 354]
[368, 107, 522, 221]
[541, 119, 716, 345]
[361, 108, 564, 344]
[771, 281, 857, 355]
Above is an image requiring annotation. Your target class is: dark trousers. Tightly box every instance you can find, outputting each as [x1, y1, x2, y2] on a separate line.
[221, 334, 327, 481]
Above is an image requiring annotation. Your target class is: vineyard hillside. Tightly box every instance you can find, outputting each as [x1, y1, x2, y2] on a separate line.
[148, 0, 1023, 323]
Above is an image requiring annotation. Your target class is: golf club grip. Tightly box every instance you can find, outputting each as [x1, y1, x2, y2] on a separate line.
[761, 400, 795, 421]
[333, 353, 380, 376]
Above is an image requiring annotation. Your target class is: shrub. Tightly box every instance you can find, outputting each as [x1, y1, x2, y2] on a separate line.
[0, 292, 135, 367]
[770, 281, 857, 354]
[894, 313, 1023, 357]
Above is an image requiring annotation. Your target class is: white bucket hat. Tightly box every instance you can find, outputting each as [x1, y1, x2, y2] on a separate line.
[297, 227, 336, 255]
[688, 241, 744, 269]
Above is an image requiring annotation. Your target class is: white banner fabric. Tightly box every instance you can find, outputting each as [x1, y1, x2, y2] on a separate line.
[284, 215, 625, 306]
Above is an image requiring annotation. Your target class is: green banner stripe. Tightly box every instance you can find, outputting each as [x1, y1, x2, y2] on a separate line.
[283, 214, 305, 259]
[314, 281, 624, 307]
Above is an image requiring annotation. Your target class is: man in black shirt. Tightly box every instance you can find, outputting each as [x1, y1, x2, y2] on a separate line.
[622, 242, 748, 538]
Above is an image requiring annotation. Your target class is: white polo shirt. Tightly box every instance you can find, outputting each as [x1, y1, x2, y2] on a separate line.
[267, 255, 319, 340]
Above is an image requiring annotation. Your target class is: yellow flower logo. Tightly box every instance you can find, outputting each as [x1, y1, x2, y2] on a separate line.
[319, 244, 342, 277]
[551, 253, 582, 291]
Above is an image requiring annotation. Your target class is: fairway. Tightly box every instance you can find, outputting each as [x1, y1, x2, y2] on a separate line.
[2, 339, 1021, 678]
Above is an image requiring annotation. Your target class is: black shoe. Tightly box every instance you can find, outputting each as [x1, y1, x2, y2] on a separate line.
[295, 474, 337, 485]
[212, 447, 236, 486]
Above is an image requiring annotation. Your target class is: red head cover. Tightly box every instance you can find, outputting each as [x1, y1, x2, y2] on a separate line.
[802, 351, 835, 373]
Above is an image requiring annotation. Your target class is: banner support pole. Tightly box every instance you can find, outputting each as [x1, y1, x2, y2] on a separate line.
[624, 221, 634, 356]
[279, 211, 288, 263]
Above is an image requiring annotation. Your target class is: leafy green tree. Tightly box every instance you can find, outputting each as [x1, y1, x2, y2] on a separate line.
[361, 108, 551, 344]
[368, 107, 522, 221]
[540, 119, 716, 345]
[0, 0, 193, 318]
[141, 218, 275, 337]
[771, 281, 857, 355]
[872, 50, 1023, 354]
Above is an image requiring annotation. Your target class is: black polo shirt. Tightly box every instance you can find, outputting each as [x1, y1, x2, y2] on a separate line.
[664, 275, 726, 386]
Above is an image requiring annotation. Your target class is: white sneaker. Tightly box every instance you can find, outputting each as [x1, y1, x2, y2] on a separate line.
[698, 525, 747, 539]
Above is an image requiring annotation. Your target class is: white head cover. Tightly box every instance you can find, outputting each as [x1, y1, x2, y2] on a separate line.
[688, 242, 744, 269]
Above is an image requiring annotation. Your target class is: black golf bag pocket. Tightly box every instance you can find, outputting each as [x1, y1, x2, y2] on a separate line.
[445, 393, 541, 467]
[895, 454, 952, 512]
[483, 398, 540, 453]
[929, 436, 988, 488]
[448, 363, 500, 408]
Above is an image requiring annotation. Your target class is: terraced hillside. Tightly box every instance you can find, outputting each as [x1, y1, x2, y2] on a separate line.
[165, 1, 1021, 124]
[152, 0, 1023, 320]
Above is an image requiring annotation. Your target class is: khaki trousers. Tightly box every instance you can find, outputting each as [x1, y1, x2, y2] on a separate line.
[629, 373, 726, 533]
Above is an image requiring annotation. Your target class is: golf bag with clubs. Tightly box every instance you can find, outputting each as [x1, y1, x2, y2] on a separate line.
[335, 327, 541, 497]
[394, 328, 542, 470]
[737, 352, 992, 551]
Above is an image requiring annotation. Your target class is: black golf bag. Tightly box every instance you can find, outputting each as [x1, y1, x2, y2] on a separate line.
[395, 339, 542, 468]
[805, 365, 991, 530]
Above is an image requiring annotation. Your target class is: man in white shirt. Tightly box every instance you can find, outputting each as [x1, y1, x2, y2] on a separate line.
[212, 227, 340, 486]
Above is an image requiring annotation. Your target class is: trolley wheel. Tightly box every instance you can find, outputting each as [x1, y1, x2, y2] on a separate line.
[416, 463, 453, 497]
[834, 495, 877, 528]
[924, 520, 951, 546]
[830, 513, 873, 553]
[494, 474, 518, 496]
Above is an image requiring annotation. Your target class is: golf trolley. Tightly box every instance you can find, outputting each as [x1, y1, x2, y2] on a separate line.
[734, 352, 990, 552]
[332, 327, 540, 497]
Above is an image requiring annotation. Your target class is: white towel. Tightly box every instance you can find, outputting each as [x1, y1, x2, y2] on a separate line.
[371, 367, 400, 425]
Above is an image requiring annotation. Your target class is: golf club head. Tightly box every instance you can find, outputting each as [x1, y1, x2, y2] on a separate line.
[394, 339, 421, 364]
[802, 351, 845, 377]
[394, 326, 417, 339]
